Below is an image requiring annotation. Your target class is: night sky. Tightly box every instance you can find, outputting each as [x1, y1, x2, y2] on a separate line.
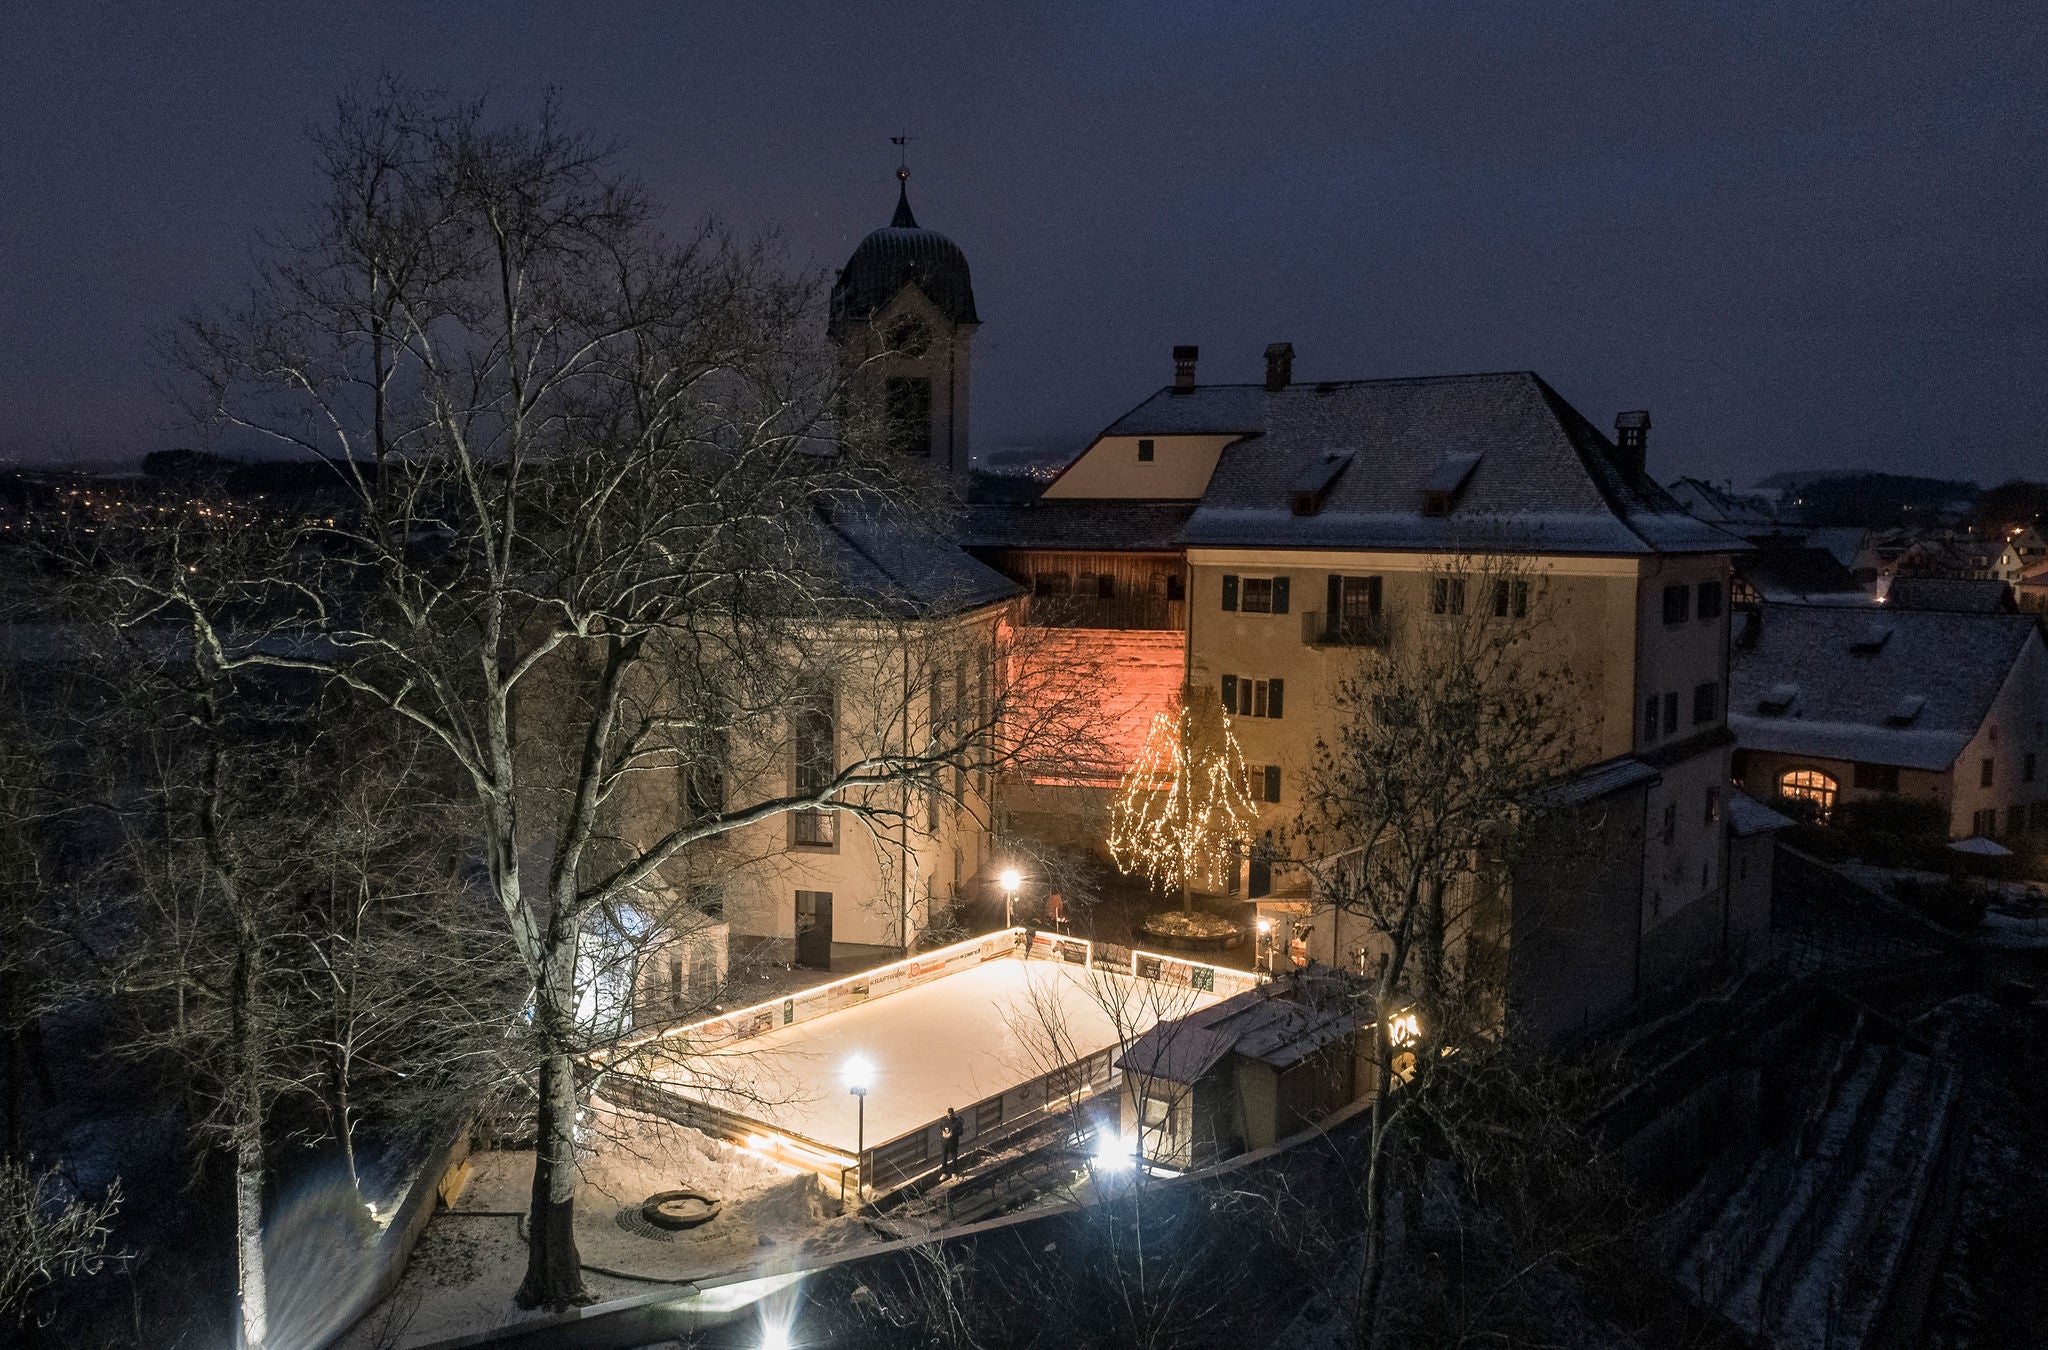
[4, 2, 2043, 486]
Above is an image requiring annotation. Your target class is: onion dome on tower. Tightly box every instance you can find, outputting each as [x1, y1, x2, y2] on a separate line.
[829, 168, 979, 341]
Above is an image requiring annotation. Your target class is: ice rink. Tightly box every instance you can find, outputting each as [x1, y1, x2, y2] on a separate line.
[655, 956, 1223, 1154]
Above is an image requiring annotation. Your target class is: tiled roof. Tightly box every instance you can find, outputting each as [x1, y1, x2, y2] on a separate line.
[1883, 577, 2016, 613]
[1729, 604, 2039, 771]
[957, 500, 1196, 552]
[1115, 984, 1358, 1084]
[1735, 545, 1867, 604]
[1099, 373, 1739, 556]
[819, 503, 1019, 617]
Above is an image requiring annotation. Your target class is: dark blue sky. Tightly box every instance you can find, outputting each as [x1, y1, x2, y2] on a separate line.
[3, 2, 2043, 485]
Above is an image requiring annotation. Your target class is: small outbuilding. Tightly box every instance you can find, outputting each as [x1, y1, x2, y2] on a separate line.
[1114, 979, 1362, 1171]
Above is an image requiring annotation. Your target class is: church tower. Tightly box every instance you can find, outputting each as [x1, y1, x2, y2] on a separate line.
[830, 168, 980, 495]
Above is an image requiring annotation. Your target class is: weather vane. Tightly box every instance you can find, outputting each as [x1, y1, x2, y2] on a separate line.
[891, 133, 912, 181]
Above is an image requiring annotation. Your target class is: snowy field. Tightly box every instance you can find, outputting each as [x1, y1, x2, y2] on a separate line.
[651, 956, 1222, 1153]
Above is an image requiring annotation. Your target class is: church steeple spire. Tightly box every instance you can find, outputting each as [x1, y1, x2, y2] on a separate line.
[891, 165, 918, 228]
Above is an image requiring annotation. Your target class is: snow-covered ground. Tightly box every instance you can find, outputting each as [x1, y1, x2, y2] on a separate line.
[648, 958, 1220, 1152]
[339, 1104, 867, 1350]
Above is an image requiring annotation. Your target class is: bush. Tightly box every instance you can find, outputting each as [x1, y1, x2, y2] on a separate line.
[1892, 874, 1991, 929]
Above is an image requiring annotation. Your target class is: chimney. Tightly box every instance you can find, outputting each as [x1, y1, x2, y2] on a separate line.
[1264, 342, 1295, 392]
[1613, 410, 1651, 476]
[1172, 345, 1199, 393]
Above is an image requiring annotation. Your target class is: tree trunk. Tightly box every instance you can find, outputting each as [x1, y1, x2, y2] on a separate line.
[1352, 1018, 1398, 1348]
[515, 1045, 587, 1308]
[235, 1126, 269, 1350]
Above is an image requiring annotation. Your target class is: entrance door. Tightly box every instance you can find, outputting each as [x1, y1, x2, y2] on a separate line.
[795, 890, 834, 969]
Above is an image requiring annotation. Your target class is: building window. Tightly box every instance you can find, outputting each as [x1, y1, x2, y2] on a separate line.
[1137, 438, 1155, 462]
[1982, 757, 1995, 788]
[1643, 695, 1661, 744]
[1220, 675, 1284, 719]
[684, 730, 727, 819]
[792, 697, 837, 847]
[1692, 682, 1719, 726]
[1973, 807, 1998, 837]
[1493, 579, 1529, 619]
[1432, 577, 1466, 615]
[1033, 571, 1070, 597]
[1662, 584, 1690, 625]
[884, 376, 932, 456]
[1779, 769, 1838, 821]
[1663, 691, 1679, 737]
[1261, 765, 1282, 803]
[1235, 576, 1289, 614]
[2011, 805, 2026, 836]
[1853, 762, 1901, 792]
[1696, 580, 1724, 620]
[1166, 573, 1186, 601]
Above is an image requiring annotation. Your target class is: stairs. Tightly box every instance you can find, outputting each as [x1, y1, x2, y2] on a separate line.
[1670, 1031, 1958, 1349]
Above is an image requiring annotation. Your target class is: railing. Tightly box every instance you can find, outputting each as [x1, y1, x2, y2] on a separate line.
[1301, 609, 1391, 648]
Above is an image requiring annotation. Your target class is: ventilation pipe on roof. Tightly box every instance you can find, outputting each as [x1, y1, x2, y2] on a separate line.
[1613, 410, 1651, 477]
[1264, 342, 1295, 392]
[1172, 345, 1199, 393]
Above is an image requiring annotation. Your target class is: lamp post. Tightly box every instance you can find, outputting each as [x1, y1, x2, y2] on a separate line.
[844, 1056, 872, 1205]
[999, 867, 1022, 929]
[1256, 916, 1273, 975]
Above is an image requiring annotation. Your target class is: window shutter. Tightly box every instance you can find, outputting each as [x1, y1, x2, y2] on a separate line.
[1221, 675, 1237, 712]
[1368, 576, 1383, 613]
[1222, 574, 1239, 611]
[1267, 678, 1284, 719]
[1272, 576, 1290, 614]
[1326, 574, 1341, 618]
[1264, 765, 1281, 802]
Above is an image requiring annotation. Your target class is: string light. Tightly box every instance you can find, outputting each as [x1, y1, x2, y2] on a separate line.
[1107, 695, 1260, 895]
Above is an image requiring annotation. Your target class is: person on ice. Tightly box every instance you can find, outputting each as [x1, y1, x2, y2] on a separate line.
[940, 1107, 962, 1178]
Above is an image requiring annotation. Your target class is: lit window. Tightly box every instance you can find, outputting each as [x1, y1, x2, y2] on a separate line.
[1778, 769, 1838, 821]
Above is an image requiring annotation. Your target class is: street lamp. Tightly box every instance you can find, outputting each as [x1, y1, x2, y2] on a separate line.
[999, 867, 1022, 928]
[844, 1055, 873, 1205]
[1256, 916, 1273, 975]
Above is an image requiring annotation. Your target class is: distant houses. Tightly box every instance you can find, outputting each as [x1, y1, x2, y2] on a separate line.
[1727, 605, 2048, 842]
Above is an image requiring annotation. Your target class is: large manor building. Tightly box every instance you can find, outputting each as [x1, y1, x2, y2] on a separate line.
[676, 175, 1767, 1043]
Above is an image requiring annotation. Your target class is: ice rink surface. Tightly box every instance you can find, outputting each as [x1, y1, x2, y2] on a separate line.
[657, 957, 1222, 1153]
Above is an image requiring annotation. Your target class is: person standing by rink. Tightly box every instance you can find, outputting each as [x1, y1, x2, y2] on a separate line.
[940, 1107, 962, 1178]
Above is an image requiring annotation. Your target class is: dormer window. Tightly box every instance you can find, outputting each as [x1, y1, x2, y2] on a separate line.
[1757, 683, 1799, 716]
[1421, 452, 1482, 516]
[1885, 695, 1925, 726]
[1290, 451, 1352, 516]
[1850, 622, 1893, 654]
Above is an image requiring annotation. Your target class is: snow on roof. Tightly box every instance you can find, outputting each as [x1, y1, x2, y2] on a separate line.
[1115, 984, 1358, 1085]
[1726, 790, 1797, 838]
[1730, 604, 2040, 771]
[1093, 373, 1743, 556]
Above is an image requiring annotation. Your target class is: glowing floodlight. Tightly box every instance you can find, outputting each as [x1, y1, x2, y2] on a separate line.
[842, 1055, 874, 1096]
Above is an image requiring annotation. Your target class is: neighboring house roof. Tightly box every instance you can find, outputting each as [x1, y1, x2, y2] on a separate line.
[1883, 576, 2017, 613]
[1764, 526, 1868, 571]
[1540, 754, 1661, 808]
[819, 502, 1019, 617]
[828, 181, 979, 335]
[1095, 372, 1738, 556]
[957, 500, 1197, 552]
[1734, 544, 1869, 605]
[1726, 790, 1797, 838]
[1667, 477, 1780, 526]
[1729, 604, 2040, 771]
[1116, 984, 1358, 1086]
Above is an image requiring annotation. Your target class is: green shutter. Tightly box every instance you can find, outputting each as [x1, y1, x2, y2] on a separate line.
[1222, 574, 1239, 611]
[1221, 675, 1237, 712]
[1267, 678, 1284, 719]
[1272, 576, 1290, 614]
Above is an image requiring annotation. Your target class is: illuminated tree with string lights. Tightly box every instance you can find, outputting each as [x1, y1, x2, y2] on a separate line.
[1107, 688, 1260, 914]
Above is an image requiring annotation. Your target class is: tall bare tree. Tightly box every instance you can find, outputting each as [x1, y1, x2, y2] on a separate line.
[166, 80, 1086, 1308]
[1290, 553, 1581, 1346]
